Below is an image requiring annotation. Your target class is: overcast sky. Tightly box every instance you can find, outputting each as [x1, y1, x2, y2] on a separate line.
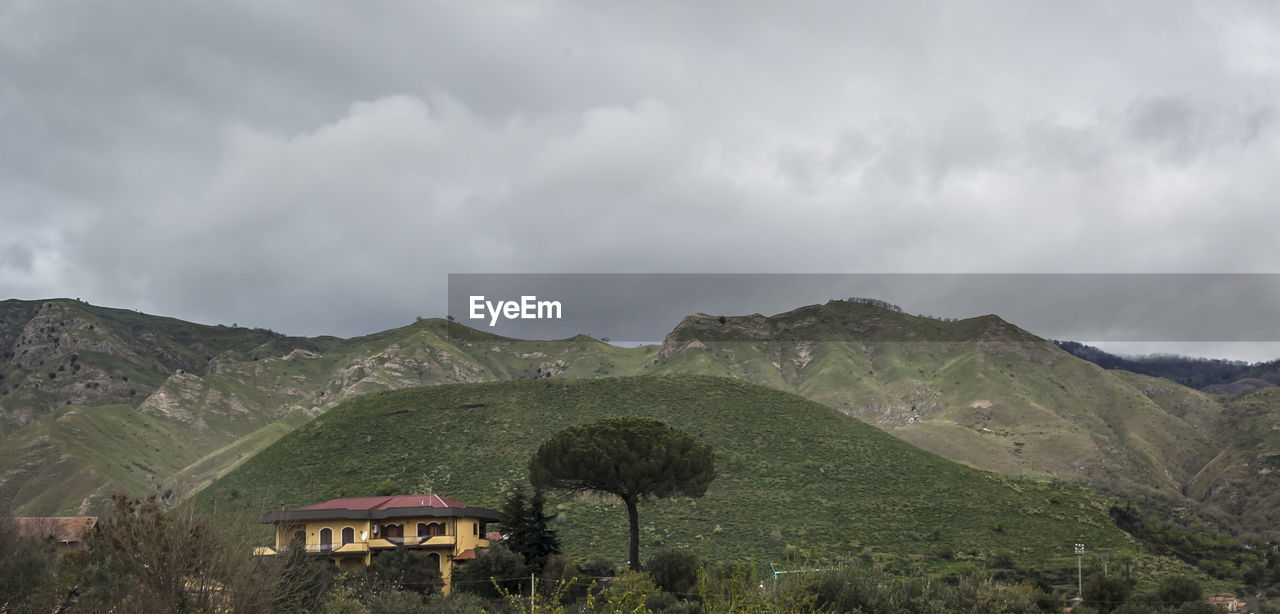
[3, 2, 1279, 359]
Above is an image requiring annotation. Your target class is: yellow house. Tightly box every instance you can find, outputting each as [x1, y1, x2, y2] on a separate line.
[254, 494, 500, 593]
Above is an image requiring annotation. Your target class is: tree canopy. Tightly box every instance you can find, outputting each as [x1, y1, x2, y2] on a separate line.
[500, 484, 560, 571]
[529, 417, 715, 570]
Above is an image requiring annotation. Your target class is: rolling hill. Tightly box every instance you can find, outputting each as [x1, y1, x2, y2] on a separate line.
[645, 301, 1226, 499]
[0, 298, 649, 514]
[3, 297, 1276, 548]
[197, 375, 1140, 572]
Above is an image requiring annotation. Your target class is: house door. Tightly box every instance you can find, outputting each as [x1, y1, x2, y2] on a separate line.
[341, 527, 355, 545]
[319, 528, 332, 550]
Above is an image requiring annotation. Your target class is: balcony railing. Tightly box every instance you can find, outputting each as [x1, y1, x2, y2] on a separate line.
[259, 535, 457, 556]
[303, 542, 368, 554]
[368, 534, 455, 549]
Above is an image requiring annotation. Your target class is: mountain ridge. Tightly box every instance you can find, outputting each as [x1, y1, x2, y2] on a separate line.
[2, 297, 1275, 545]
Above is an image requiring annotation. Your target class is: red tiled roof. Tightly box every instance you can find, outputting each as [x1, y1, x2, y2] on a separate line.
[453, 548, 479, 561]
[9, 517, 97, 543]
[297, 494, 469, 512]
[256, 494, 500, 524]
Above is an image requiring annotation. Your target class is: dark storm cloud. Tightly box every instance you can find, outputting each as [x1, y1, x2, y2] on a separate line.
[3, 2, 1280, 359]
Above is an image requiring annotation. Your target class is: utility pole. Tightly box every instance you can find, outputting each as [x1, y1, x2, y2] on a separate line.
[1074, 543, 1085, 603]
[1099, 552, 1109, 577]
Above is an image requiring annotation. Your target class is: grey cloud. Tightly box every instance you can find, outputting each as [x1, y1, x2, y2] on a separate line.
[2, 2, 1280, 358]
[1, 243, 34, 273]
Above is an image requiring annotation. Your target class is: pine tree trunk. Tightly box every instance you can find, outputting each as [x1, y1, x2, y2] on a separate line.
[626, 496, 640, 571]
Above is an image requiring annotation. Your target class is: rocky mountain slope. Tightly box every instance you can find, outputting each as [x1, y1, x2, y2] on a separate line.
[647, 301, 1225, 497]
[0, 298, 648, 514]
[3, 297, 1276, 545]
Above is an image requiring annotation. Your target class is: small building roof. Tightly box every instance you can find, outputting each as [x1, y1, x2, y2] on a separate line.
[8, 516, 97, 543]
[256, 494, 501, 523]
[297, 494, 470, 512]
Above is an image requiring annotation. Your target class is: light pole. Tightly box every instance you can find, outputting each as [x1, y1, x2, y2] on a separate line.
[1100, 552, 1109, 577]
[1074, 543, 1085, 603]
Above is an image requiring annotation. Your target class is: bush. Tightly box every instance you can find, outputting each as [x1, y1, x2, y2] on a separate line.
[646, 548, 699, 596]
[599, 570, 658, 612]
[452, 544, 527, 598]
[1156, 575, 1202, 606]
[1083, 573, 1130, 613]
[0, 518, 64, 611]
[644, 591, 679, 611]
[541, 553, 590, 604]
[580, 555, 618, 580]
[419, 591, 492, 613]
[367, 548, 444, 596]
[364, 588, 428, 614]
[63, 494, 332, 612]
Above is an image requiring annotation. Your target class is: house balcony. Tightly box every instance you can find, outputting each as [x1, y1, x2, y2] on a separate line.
[303, 542, 369, 555]
[367, 535, 456, 549]
[257, 536, 461, 557]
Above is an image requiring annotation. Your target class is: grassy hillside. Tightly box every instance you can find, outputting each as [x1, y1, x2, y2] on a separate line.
[199, 375, 1136, 572]
[4, 296, 1272, 550]
[646, 301, 1224, 499]
[0, 299, 651, 515]
[0, 404, 200, 514]
[1186, 387, 1280, 539]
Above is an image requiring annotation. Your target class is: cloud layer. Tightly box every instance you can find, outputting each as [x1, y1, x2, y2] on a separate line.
[3, 2, 1279, 356]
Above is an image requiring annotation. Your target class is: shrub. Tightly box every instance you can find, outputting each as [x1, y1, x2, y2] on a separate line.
[581, 555, 618, 580]
[367, 548, 444, 596]
[452, 544, 527, 598]
[645, 548, 699, 596]
[1156, 574, 1202, 606]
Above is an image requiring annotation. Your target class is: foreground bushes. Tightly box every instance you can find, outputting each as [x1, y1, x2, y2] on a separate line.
[1, 495, 335, 613]
[4, 507, 1274, 613]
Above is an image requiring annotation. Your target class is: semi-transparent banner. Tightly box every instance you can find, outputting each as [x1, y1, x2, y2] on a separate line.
[447, 274, 1280, 343]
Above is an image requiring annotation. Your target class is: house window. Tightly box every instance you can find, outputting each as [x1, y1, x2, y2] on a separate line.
[383, 524, 402, 539]
[292, 530, 305, 545]
[473, 522, 478, 536]
[319, 528, 333, 550]
[341, 527, 354, 545]
[422, 522, 444, 536]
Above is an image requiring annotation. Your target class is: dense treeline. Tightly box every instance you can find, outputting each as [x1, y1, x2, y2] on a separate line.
[1054, 341, 1280, 391]
[1110, 503, 1280, 599]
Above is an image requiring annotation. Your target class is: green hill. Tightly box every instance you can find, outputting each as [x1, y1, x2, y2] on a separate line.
[4, 297, 1275, 549]
[1187, 387, 1280, 539]
[646, 301, 1225, 500]
[199, 375, 1135, 571]
[0, 298, 649, 514]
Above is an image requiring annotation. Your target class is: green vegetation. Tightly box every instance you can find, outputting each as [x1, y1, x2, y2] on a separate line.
[6, 296, 1277, 556]
[530, 417, 715, 570]
[0, 495, 333, 613]
[4, 296, 1278, 608]
[0, 298, 650, 516]
[501, 485, 561, 571]
[648, 301, 1224, 501]
[201, 375, 1137, 575]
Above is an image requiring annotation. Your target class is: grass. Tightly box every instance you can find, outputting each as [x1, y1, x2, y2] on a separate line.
[199, 375, 1137, 573]
[0, 404, 200, 514]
